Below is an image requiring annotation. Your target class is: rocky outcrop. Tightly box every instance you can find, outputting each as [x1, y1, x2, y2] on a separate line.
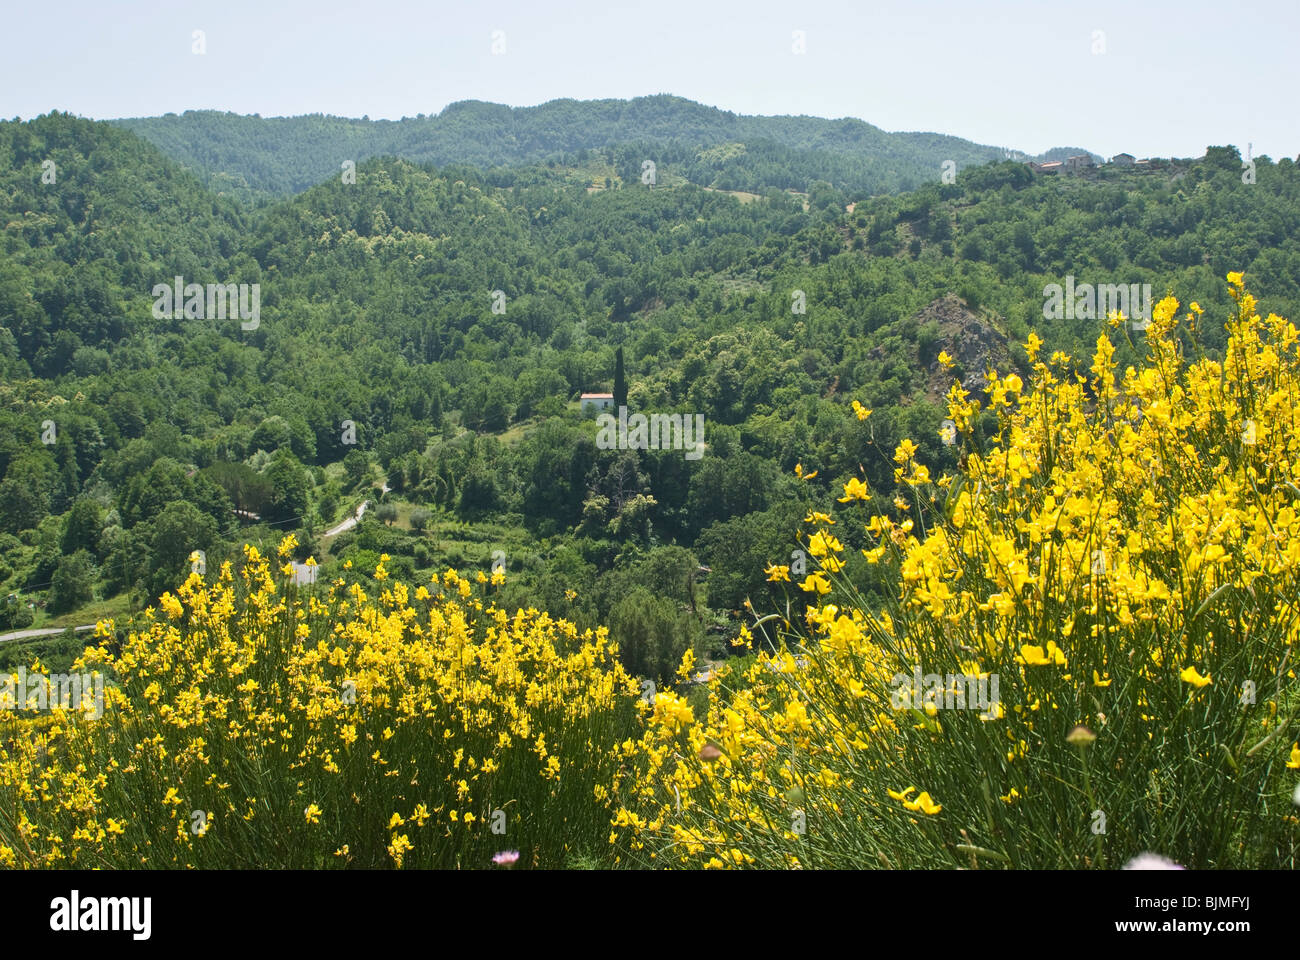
[914, 294, 1013, 402]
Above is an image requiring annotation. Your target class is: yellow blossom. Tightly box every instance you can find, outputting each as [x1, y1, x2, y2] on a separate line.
[1180, 666, 1212, 688]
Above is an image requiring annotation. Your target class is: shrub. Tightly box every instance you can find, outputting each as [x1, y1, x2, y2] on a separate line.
[48, 549, 96, 613]
[0, 537, 641, 868]
[608, 587, 694, 686]
[614, 276, 1300, 869]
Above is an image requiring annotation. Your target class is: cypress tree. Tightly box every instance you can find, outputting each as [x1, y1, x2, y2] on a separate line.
[614, 346, 628, 409]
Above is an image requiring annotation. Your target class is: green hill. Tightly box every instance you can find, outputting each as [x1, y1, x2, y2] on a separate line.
[2, 112, 1297, 675]
[109, 95, 1069, 202]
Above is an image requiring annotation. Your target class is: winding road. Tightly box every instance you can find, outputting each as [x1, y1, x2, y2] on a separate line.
[323, 484, 388, 538]
[323, 499, 372, 538]
[0, 623, 96, 644]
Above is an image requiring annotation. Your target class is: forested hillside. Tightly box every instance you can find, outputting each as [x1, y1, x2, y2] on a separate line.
[2, 110, 1298, 684]
[110, 95, 1089, 202]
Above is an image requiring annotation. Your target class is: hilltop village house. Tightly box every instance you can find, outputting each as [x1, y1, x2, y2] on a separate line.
[1029, 152, 1148, 175]
[1028, 154, 1093, 174]
[580, 392, 615, 415]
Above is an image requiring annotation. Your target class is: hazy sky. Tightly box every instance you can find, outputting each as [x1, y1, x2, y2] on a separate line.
[4, 0, 1294, 160]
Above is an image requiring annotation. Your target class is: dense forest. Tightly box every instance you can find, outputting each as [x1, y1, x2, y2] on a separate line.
[2, 108, 1298, 684]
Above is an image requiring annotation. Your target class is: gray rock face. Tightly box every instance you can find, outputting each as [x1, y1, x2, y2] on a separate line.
[914, 294, 1013, 402]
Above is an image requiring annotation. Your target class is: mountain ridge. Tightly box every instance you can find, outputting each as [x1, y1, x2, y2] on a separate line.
[106, 94, 1099, 202]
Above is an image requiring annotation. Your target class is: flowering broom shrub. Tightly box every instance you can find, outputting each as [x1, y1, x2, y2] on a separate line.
[0, 540, 641, 868]
[613, 276, 1300, 869]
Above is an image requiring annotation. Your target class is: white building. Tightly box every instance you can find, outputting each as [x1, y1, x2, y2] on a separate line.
[580, 393, 615, 414]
